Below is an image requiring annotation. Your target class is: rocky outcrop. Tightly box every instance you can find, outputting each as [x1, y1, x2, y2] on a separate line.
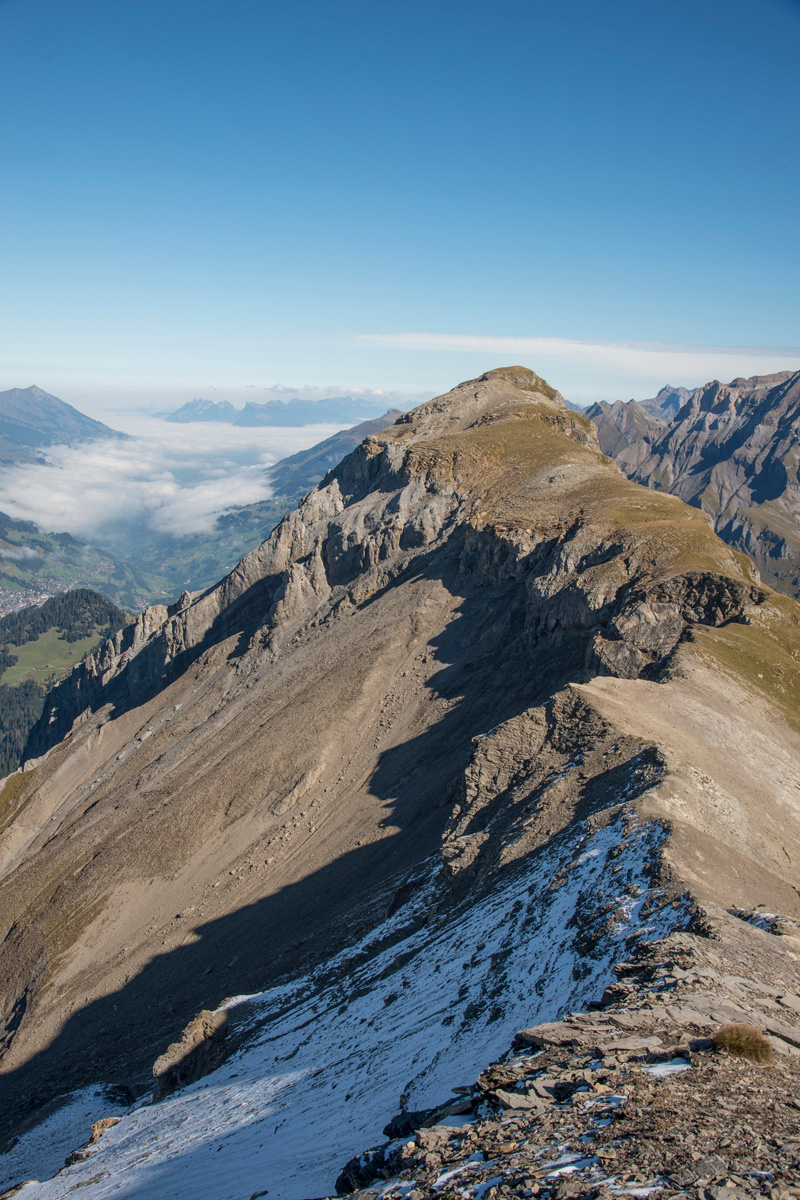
[333, 911, 800, 1200]
[266, 409, 404, 501]
[590, 370, 800, 598]
[26, 370, 757, 762]
[1, 366, 799, 1187]
[151, 1008, 231, 1100]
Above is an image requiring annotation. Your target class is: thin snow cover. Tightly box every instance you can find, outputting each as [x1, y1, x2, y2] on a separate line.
[472, 1176, 504, 1198]
[11, 812, 687, 1200]
[540, 1151, 599, 1177]
[0, 1089, 130, 1190]
[731, 907, 798, 936]
[644, 1057, 691, 1078]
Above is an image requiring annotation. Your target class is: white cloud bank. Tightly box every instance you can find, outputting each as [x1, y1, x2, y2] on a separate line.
[0, 419, 342, 539]
[355, 332, 800, 401]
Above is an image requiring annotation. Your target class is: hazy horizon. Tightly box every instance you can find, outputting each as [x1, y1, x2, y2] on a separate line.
[5, 336, 800, 424]
[1, 0, 797, 414]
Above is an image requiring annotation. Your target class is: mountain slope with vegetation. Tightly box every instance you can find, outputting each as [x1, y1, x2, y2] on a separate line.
[0, 368, 798, 1197]
[0, 590, 128, 776]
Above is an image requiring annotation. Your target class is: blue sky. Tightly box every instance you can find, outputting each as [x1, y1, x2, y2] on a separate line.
[1, 0, 799, 406]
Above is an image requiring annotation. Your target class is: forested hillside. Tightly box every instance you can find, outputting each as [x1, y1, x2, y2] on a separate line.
[0, 589, 128, 776]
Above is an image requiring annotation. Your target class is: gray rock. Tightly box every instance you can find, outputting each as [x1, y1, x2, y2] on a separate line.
[590, 370, 800, 599]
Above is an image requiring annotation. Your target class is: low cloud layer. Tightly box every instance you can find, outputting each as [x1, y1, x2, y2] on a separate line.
[0, 545, 41, 561]
[0, 418, 342, 539]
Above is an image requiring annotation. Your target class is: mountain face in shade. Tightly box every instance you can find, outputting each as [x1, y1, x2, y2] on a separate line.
[1, 367, 799, 1199]
[584, 397, 667, 475]
[0, 386, 126, 457]
[590, 370, 800, 598]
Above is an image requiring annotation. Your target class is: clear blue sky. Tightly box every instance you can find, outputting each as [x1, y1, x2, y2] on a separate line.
[1, 0, 799, 404]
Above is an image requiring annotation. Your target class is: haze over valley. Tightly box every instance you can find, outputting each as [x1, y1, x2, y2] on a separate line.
[0, 388, 407, 612]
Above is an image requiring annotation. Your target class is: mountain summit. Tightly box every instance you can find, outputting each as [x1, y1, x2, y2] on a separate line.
[0, 385, 126, 461]
[1, 368, 799, 1197]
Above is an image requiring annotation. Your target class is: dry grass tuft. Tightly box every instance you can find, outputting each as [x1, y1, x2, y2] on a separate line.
[711, 1022, 775, 1063]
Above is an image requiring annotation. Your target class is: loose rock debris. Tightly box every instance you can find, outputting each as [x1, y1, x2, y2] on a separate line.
[332, 921, 800, 1200]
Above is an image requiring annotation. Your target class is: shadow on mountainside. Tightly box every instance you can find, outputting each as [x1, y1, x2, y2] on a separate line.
[0, 573, 556, 1132]
[0, 540, 603, 1143]
[23, 571, 287, 762]
[7, 526, 747, 1142]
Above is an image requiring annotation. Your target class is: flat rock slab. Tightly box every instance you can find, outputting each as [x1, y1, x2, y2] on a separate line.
[599, 1035, 664, 1051]
[489, 1088, 546, 1111]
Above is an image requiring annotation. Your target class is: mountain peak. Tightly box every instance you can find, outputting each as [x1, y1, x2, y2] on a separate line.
[477, 365, 565, 405]
[390, 366, 570, 445]
[3, 368, 799, 1194]
[0, 384, 126, 452]
[589, 368, 800, 597]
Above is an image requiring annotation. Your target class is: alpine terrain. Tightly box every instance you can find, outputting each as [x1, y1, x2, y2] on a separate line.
[0, 388, 126, 466]
[587, 371, 800, 599]
[1, 368, 799, 1200]
[0, 412, 403, 615]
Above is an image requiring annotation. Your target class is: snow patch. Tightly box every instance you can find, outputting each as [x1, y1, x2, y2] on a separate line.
[644, 1057, 691, 1078]
[9, 812, 687, 1200]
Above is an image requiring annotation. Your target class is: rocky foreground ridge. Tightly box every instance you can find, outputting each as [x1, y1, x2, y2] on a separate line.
[588, 371, 800, 599]
[333, 910, 800, 1200]
[1, 367, 799, 1197]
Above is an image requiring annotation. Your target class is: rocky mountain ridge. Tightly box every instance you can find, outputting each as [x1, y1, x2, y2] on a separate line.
[331, 910, 800, 1200]
[589, 371, 800, 598]
[1, 367, 799, 1197]
[22, 368, 766, 756]
[265, 408, 404, 500]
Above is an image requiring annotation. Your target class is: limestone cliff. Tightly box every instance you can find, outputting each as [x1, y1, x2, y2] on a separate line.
[590, 370, 800, 598]
[1, 367, 799, 1194]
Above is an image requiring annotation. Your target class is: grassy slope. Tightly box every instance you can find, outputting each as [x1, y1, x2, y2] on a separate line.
[402, 400, 800, 737]
[693, 592, 800, 736]
[1, 626, 109, 687]
[417, 402, 746, 580]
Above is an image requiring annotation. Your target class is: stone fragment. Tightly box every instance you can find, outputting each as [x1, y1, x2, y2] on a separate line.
[490, 1089, 546, 1111]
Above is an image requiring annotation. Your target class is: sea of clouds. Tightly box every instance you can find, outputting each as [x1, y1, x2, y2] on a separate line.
[0, 415, 345, 539]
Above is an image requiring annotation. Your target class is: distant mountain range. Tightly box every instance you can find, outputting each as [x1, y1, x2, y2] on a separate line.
[0, 385, 126, 464]
[588, 370, 800, 597]
[166, 394, 398, 427]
